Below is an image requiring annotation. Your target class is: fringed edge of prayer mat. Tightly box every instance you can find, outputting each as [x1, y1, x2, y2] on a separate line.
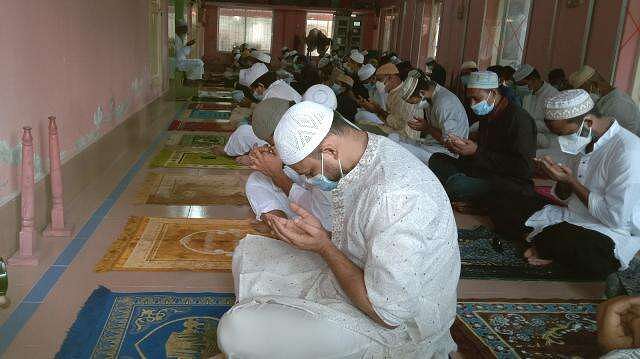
[133, 173, 163, 204]
[94, 216, 147, 272]
[451, 318, 497, 359]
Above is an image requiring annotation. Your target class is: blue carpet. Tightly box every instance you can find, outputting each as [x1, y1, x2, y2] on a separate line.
[56, 287, 234, 359]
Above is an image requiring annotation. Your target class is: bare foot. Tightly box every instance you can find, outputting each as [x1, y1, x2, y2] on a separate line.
[211, 145, 227, 156]
[524, 247, 554, 267]
[235, 155, 253, 166]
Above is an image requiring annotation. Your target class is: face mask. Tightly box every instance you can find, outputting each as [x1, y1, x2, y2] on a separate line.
[331, 83, 344, 95]
[234, 53, 241, 61]
[417, 98, 429, 109]
[363, 82, 376, 91]
[558, 118, 592, 155]
[461, 75, 470, 86]
[375, 81, 386, 94]
[307, 153, 343, 191]
[252, 91, 264, 101]
[589, 92, 601, 103]
[231, 90, 245, 103]
[517, 85, 532, 97]
[471, 92, 495, 116]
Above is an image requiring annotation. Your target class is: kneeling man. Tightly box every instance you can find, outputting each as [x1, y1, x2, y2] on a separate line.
[217, 101, 461, 358]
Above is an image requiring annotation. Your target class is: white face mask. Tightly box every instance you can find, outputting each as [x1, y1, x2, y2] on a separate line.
[558, 119, 592, 155]
[375, 81, 386, 94]
[417, 98, 429, 109]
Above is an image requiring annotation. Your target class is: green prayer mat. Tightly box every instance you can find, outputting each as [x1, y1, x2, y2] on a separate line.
[176, 134, 229, 147]
[150, 148, 247, 169]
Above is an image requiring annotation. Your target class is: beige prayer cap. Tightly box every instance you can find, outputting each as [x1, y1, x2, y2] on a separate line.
[399, 76, 419, 101]
[461, 60, 478, 71]
[376, 63, 399, 76]
[513, 64, 534, 82]
[252, 98, 292, 141]
[544, 89, 594, 121]
[569, 65, 596, 88]
[467, 71, 499, 89]
[336, 73, 354, 88]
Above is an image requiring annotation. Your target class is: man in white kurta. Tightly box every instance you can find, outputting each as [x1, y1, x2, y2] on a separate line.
[570, 65, 640, 136]
[174, 22, 204, 80]
[524, 89, 640, 279]
[390, 71, 469, 164]
[217, 102, 460, 358]
[514, 64, 562, 157]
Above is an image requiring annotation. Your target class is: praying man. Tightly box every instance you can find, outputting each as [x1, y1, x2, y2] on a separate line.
[216, 101, 461, 358]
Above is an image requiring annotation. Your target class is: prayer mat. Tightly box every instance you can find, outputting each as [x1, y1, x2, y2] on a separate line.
[191, 96, 234, 103]
[95, 217, 260, 272]
[136, 172, 249, 206]
[166, 133, 229, 147]
[168, 120, 235, 132]
[452, 299, 600, 358]
[149, 148, 248, 169]
[56, 286, 234, 359]
[197, 90, 232, 99]
[188, 102, 235, 111]
[355, 122, 390, 137]
[189, 109, 232, 120]
[458, 226, 600, 281]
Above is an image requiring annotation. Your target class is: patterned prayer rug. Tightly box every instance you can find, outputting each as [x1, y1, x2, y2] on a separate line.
[95, 217, 261, 272]
[458, 226, 599, 281]
[191, 96, 234, 103]
[197, 90, 232, 99]
[136, 173, 249, 206]
[188, 102, 235, 111]
[149, 148, 247, 169]
[55, 286, 234, 359]
[452, 299, 600, 358]
[165, 133, 230, 147]
[168, 120, 235, 132]
[189, 109, 232, 120]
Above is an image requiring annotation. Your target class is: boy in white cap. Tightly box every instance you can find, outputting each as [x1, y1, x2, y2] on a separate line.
[524, 89, 640, 280]
[569, 65, 640, 136]
[302, 84, 338, 110]
[217, 101, 460, 358]
[514, 64, 561, 154]
[429, 71, 538, 216]
[344, 50, 364, 76]
[247, 63, 302, 103]
[174, 20, 204, 82]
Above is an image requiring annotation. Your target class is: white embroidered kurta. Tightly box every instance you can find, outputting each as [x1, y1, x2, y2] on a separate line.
[596, 88, 640, 136]
[526, 121, 640, 269]
[386, 83, 423, 140]
[522, 82, 560, 148]
[174, 37, 204, 80]
[264, 79, 302, 103]
[231, 134, 460, 357]
[224, 124, 267, 157]
[369, 87, 388, 111]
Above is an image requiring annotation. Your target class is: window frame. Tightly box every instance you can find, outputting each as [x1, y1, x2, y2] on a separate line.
[305, 11, 335, 57]
[495, 0, 533, 66]
[217, 7, 274, 53]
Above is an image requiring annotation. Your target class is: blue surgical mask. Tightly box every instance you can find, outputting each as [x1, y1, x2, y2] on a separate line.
[252, 91, 264, 101]
[231, 90, 245, 103]
[364, 82, 376, 91]
[471, 93, 495, 116]
[461, 75, 470, 86]
[517, 85, 532, 97]
[307, 153, 343, 191]
[331, 83, 344, 95]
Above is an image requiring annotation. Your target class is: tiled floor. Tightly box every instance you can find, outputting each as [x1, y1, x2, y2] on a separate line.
[0, 98, 604, 358]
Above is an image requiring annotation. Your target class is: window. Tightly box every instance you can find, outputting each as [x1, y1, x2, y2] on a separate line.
[218, 8, 273, 52]
[427, 0, 442, 59]
[305, 12, 334, 56]
[479, 0, 532, 67]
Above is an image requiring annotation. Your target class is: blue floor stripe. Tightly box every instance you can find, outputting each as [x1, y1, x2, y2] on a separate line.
[0, 102, 185, 355]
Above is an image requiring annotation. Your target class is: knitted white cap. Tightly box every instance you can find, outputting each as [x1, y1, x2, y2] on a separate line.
[303, 84, 338, 110]
[544, 89, 595, 121]
[245, 63, 269, 87]
[358, 64, 376, 81]
[467, 71, 499, 89]
[350, 51, 364, 64]
[513, 64, 534, 82]
[274, 101, 333, 165]
[251, 51, 271, 64]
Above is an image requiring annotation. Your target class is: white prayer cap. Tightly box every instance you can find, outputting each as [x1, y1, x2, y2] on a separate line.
[362, 50, 369, 56]
[425, 57, 435, 64]
[390, 55, 401, 64]
[358, 63, 376, 81]
[245, 63, 269, 87]
[274, 101, 334, 165]
[238, 68, 250, 87]
[318, 56, 331, 69]
[544, 89, 594, 121]
[513, 64, 534, 82]
[467, 71, 499, 89]
[461, 60, 478, 71]
[569, 65, 597, 88]
[350, 51, 364, 64]
[303, 84, 338, 110]
[251, 51, 271, 64]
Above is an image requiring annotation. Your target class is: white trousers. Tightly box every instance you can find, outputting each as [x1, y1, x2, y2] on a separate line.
[388, 133, 451, 164]
[177, 58, 204, 80]
[217, 300, 374, 359]
[224, 124, 268, 157]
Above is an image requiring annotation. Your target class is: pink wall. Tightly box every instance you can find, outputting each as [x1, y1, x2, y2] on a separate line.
[614, 0, 640, 93]
[0, 0, 168, 206]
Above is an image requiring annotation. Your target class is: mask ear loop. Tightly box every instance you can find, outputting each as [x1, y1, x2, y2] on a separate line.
[338, 158, 344, 178]
[577, 117, 591, 138]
